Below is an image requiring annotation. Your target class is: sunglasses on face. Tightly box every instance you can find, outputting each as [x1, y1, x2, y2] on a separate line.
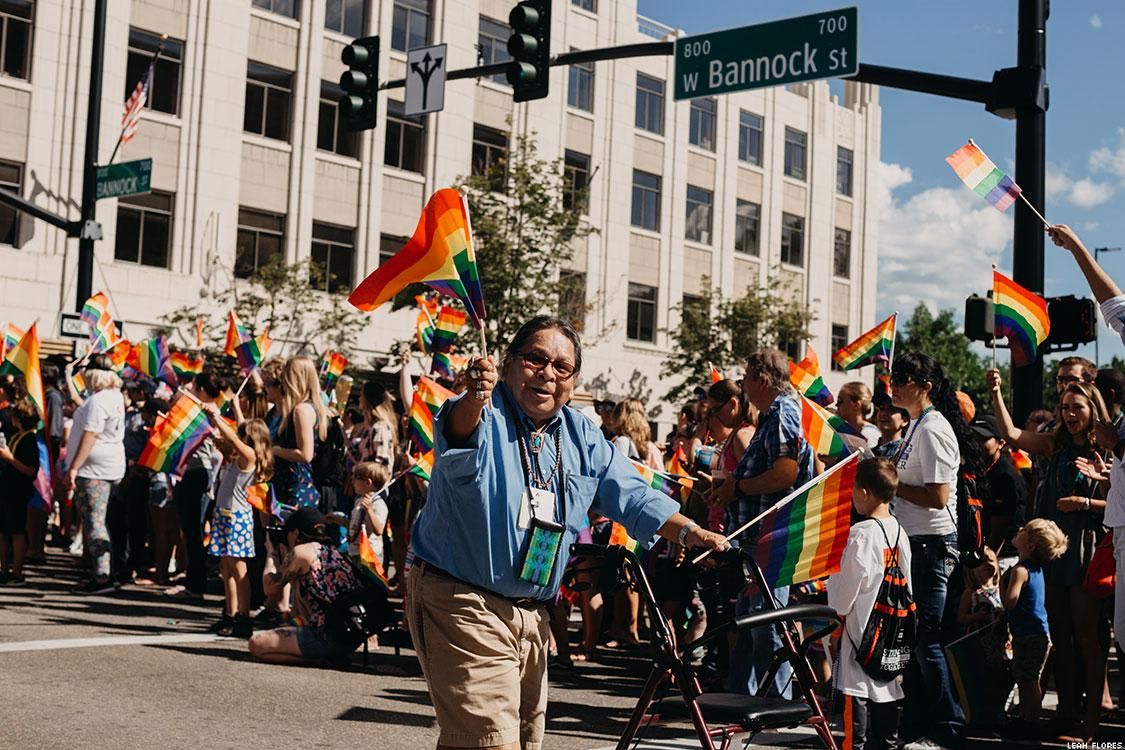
[519, 351, 576, 381]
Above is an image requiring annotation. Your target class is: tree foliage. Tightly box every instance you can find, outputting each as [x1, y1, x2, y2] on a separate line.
[896, 304, 1001, 409]
[660, 277, 814, 403]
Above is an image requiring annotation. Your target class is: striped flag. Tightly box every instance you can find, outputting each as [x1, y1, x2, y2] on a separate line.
[234, 329, 272, 375]
[170, 351, 205, 377]
[357, 527, 391, 589]
[121, 62, 153, 144]
[608, 522, 643, 555]
[430, 306, 467, 354]
[415, 311, 434, 354]
[3, 322, 24, 358]
[129, 336, 177, 383]
[138, 394, 213, 475]
[799, 395, 851, 459]
[789, 345, 834, 407]
[320, 351, 348, 390]
[993, 269, 1050, 368]
[409, 450, 434, 481]
[408, 392, 435, 452]
[80, 291, 111, 331]
[946, 140, 1022, 212]
[3, 324, 44, 416]
[224, 310, 252, 356]
[631, 458, 693, 505]
[833, 314, 897, 371]
[430, 351, 468, 380]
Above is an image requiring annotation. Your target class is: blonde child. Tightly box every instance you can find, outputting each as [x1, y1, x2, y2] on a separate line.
[348, 461, 390, 566]
[1001, 518, 1068, 727]
[202, 403, 273, 639]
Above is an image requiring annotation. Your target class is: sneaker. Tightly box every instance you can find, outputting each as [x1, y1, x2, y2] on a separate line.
[252, 608, 282, 629]
[209, 615, 234, 635]
[165, 585, 204, 601]
[231, 615, 253, 639]
[74, 578, 115, 595]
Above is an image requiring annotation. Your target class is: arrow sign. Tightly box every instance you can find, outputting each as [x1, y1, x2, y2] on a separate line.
[405, 43, 446, 116]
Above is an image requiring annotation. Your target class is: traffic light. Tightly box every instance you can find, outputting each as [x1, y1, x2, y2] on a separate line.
[964, 293, 994, 342]
[507, 0, 551, 102]
[1046, 295, 1097, 346]
[339, 35, 379, 131]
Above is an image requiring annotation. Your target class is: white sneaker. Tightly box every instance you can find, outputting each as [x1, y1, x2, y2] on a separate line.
[903, 739, 953, 750]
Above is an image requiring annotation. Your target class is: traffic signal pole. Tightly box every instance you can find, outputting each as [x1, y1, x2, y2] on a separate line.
[75, 0, 108, 312]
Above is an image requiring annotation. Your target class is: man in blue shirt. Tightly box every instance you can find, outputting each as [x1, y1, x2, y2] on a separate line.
[407, 316, 729, 750]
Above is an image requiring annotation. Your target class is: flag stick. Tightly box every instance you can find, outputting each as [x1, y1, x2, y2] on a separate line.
[476, 326, 492, 406]
[176, 386, 202, 405]
[990, 265, 998, 371]
[1017, 193, 1051, 228]
[234, 369, 254, 397]
[692, 450, 861, 564]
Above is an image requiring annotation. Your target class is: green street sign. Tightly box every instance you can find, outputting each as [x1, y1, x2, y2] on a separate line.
[674, 7, 858, 100]
[95, 158, 153, 200]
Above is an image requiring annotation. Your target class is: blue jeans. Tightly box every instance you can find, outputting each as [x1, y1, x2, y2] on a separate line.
[901, 532, 964, 740]
[726, 585, 792, 698]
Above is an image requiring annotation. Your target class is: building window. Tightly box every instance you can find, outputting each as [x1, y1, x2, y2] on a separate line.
[124, 29, 183, 116]
[738, 110, 763, 166]
[780, 212, 805, 267]
[252, 0, 299, 18]
[391, 0, 430, 52]
[685, 185, 713, 245]
[244, 62, 292, 142]
[837, 146, 854, 196]
[311, 222, 355, 294]
[834, 228, 851, 278]
[317, 80, 357, 157]
[567, 52, 594, 112]
[563, 150, 590, 215]
[831, 324, 848, 371]
[631, 170, 661, 232]
[784, 127, 807, 180]
[0, 160, 22, 246]
[384, 99, 425, 173]
[235, 208, 285, 279]
[689, 97, 716, 151]
[635, 73, 664, 135]
[626, 283, 657, 343]
[0, 0, 32, 80]
[471, 124, 508, 191]
[571, 0, 596, 11]
[478, 16, 510, 85]
[115, 191, 173, 268]
[558, 271, 586, 332]
[325, 0, 366, 37]
[734, 199, 760, 256]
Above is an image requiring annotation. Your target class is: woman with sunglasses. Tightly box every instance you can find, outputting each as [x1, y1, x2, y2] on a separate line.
[405, 316, 729, 750]
[988, 366, 1111, 742]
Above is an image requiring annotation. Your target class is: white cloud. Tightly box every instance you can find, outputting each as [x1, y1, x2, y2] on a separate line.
[1090, 128, 1125, 180]
[877, 162, 1012, 318]
[1091, 14, 1104, 29]
[1084, 221, 1102, 232]
[1047, 161, 1115, 208]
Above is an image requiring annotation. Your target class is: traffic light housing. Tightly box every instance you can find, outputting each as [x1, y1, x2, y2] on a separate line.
[1046, 295, 1097, 346]
[339, 35, 379, 131]
[964, 293, 994, 342]
[507, 0, 551, 102]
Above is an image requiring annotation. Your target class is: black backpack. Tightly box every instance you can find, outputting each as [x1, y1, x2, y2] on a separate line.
[323, 560, 397, 652]
[849, 519, 917, 681]
[312, 415, 348, 488]
[952, 471, 986, 568]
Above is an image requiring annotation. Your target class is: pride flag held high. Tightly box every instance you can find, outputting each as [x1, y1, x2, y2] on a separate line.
[4, 323, 44, 416]
[430, 306, 467, 354]
[946, 140, 1022, 212]
[234, 330, 272, 375]
[755, 451, 859, 588]
[993, 269, 1050, 368]
[130, 336, 177, 383]
[789, 345, 834, 407]
[799, 395, 851, 459]
[3, 322, 24, 358]
[138, 394, 213, 475]
[170, 351, 205, 377]
[224, 310, 252, 356]
[320, 351, 348, 389]
[833, 313, 897, 371]
[416, 311, 434, 354]
[80, 291, 111, 330]
[349, 188, 486, 327]
[416, 376, 454, 417]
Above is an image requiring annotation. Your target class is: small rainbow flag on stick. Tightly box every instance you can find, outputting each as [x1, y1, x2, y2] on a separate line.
[357, 527, 391, 589]
[234, 329, 272, 375]
[130, 336, 177, 383]
[408, 393, 435, 452]
[108, 339, 132, 372]
[799, 395, 851, 459]
[946, 140, 1024, 213]
[416, 311, 434, 354]
[416, 376, 454, 416]
[320, 351, 348, 390]
[993, 269, 1050, 368]
[430, 351, 468, 381]
[224, 310, 252, 356]
[80, 292, 111, 331]
[138, 393, 213, 475]
[170, 351, 205, 377]
[4, 323, 44, 416]
[789, 346, 834, 407]
[3, 322, 24, 358]
[409, 450, 434, 481]
[755, 451, 859, 587]
[631, 459, 694, 505]
[608, 522, 643, 554]
[430, 306, 467, 354]
[833, 313, 897, 371]
[89, 312, 122, 354]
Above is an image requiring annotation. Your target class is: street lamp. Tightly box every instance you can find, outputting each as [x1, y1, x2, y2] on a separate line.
[1093, 246, 1121, 366]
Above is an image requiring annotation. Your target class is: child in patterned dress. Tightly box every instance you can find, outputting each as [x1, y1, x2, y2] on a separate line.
[202, 404, 273, 638]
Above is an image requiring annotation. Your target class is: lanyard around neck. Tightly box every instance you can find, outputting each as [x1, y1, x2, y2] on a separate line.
[894, 406, 935, 464]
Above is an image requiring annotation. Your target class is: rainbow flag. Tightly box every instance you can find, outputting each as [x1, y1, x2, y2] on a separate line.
[755, 452, 859, 587]
[430, 306, 467, 354]
[108, 339, 132, 372]
[993, 269, 1050, 368]
[138, 394, 212, 475]
[71, 371, 87, 395]
[631, 459, 694, 505]
[946, 140, 1022, 212]
[789, 345, 834, 407]
[408, 392, 435, 452]
[417, 376, 454, 416]
[409, 450, 434, 481]
[877, 373, 891, 397]
[320, 351, 348, 389]
[4, 324, 44, 416]
[800, 396, 851, 459]
[430, 351, 468, 380]
[195, 317, 204, 348]
[28, 433, 52, 512]
[349, 188, 487, 327]
[234, 329, 272, 375]
[80, 291, 111, 331]
[667, 446, 688, 477]
[3, 322, 24, 357]
[89, 312, 122, 354]
[223, 310, 252, 356]
[170, 351, 205, 377]
[1010, 448, 1033, 471]
[130, 336, 176, 383]
[357, 526, 391, 589]
[245, 482, 275, 516]
[833, 313, 897, 371]
[415, 292, 439, 318]
[608, 522, 643, 554]
[416, 311, 434, 354]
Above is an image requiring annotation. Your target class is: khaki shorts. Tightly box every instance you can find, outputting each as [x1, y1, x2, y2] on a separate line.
[407, 562, 550, 749]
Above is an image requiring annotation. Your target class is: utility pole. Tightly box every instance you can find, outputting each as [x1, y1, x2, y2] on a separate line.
[75, 0, 108, 312]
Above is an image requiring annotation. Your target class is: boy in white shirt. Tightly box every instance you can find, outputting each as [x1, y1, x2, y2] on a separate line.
[828, 457, 912, 750]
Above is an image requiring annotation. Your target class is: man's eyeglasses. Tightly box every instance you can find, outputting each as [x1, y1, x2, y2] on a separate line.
[519, 351, 577, 381]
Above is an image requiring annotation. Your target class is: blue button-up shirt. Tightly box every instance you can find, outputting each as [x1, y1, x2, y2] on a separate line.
[411, 383, 680, 599]
[728, 393, 813, 545]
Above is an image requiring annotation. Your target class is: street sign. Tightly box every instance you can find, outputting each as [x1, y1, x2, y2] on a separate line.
[95, 158, 153, 201]
[405, 43, 446, 116]
[674, 7, 858, 100]
[60, 311, 122, 340]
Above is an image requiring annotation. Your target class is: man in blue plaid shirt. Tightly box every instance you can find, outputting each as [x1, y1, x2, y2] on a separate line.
[725, 349, 813, 697]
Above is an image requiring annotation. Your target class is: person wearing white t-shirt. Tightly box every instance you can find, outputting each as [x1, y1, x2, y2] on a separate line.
[64, 355, 127, 595]
[829, 456, 911, 750]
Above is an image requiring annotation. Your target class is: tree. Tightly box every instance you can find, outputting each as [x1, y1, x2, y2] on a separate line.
[660, 277, 814, 403]
[454, 128, 597, 353]
[895, 304, 996, 407]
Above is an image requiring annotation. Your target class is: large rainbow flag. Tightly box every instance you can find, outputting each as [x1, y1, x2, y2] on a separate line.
[349, 188, 487, 327]
[789, 345, 834, 407]
[138, 394, 213, 475]
[224, 310, 252, 356]
[833, 313, 897, 371]
[946, 140, 1022, 212]
[993, 269, 1050, 368]
[430, 306, 467, 354]
[4, 323, 44, 416]
[799, 395, 851, 459]
[755, 452, 859, 587]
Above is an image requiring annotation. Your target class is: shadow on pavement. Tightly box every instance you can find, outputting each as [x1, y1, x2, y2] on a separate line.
[337, 706, 436, 727]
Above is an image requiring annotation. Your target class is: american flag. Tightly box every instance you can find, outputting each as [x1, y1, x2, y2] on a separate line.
[121, 63, 153, 144]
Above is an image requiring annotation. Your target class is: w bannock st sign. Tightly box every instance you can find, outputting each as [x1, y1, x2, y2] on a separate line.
[674, 8, 858, 100]
[95, 158, 153, 201]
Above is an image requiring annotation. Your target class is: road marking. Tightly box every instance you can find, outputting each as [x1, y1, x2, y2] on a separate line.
[0, 633, 227, 653]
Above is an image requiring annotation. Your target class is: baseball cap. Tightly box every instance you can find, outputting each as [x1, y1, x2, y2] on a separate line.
[283, 507, 326, 537]
[970, 415, 1001, 440]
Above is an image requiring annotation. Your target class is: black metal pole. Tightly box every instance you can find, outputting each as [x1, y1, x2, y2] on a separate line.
[1011, 0, 1048, 424]
[76, 0, 108, 312]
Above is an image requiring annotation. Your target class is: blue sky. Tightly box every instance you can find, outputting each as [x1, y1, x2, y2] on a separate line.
[638, 0, 1125, 365]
